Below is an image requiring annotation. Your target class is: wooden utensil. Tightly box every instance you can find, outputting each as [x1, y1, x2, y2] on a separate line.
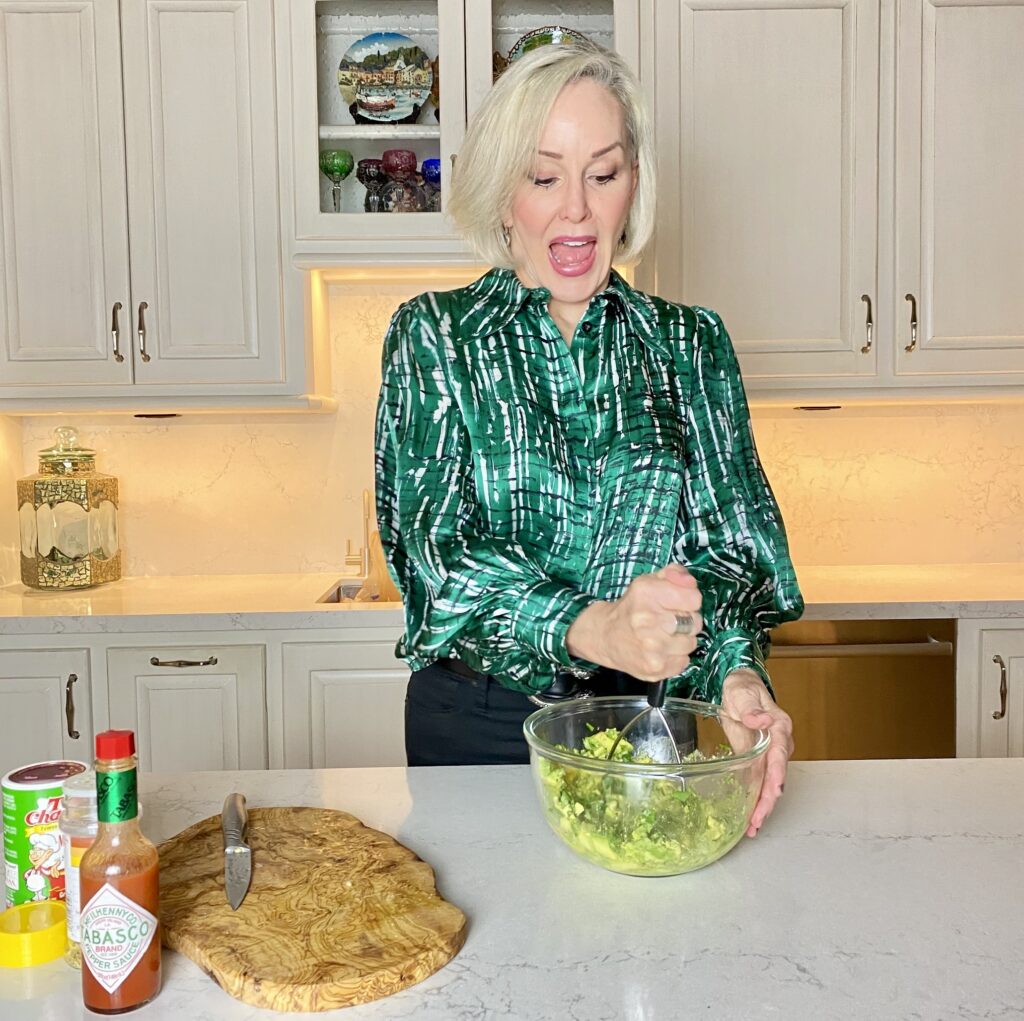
[158, 806, 466, 1012]
[354, 529, 402, 602]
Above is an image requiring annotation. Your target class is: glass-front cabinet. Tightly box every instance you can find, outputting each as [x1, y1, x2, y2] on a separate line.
[285, 0, 639, 262]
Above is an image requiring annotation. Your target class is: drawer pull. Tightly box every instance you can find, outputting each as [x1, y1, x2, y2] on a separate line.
[111, 302, 125, 363]
[905, 293, 918, 352]
[138, 301, 151, 362]
[860, 294, 873, 353]
[992, 654, 1007, 720]
[149, 656, 219, 668]
[65, 673, 80, 739]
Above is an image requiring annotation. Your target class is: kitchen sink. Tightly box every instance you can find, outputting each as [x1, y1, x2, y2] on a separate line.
[317, 580, 365, 603]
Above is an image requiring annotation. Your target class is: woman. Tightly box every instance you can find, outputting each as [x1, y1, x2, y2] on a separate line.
[375, 40, 803, 835]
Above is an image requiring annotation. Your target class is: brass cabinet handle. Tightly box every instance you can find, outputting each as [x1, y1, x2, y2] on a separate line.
[137, 301, 151, 362]
[859, 294, 873, 353]
[111, 302, 125, 363]
[905, 293, 918, 352]
[149, 656, 219, 668]
[992, 654, 1008, 720]
[65, 674, 80, 739]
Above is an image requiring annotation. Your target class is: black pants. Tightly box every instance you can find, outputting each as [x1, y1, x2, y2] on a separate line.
[404, 661, 652, 767]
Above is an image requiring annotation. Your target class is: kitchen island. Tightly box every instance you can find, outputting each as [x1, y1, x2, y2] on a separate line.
[2, 760, 1022, 1020]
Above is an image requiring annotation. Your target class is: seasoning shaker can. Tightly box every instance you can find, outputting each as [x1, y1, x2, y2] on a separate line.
[59, 769, 98, 968]
[3, 760, 88, 908]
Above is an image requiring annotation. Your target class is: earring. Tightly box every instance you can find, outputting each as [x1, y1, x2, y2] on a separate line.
[618, 229, 627, 248]
[502, 224, 511, 247]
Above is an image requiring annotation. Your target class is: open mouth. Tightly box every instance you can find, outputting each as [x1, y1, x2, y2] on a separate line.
[548, 238, 597, 277]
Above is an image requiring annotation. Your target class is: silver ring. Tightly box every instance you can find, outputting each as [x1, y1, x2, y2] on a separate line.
[673, 613, 694, 636]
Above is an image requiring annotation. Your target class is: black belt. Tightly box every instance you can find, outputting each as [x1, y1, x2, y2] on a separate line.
[434, 657, 594, 706]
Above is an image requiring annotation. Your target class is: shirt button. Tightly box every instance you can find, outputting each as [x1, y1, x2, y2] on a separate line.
[581, 323, 593, 334]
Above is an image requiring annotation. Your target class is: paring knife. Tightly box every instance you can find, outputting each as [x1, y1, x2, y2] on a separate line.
[222, 792, 252, 911]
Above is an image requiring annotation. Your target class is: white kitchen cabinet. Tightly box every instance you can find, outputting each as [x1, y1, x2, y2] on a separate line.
[641, 0, 1024, 396]
[282, 637, 408, 767]
[0, 650, 93, 779]
[0, 1, 132, 387]
[893, 0, 1024, 385]
[956, 621, 1024, 757]
[285, 0, 638, 265]
[0, 0, 308, 402]
[105, 644, 267, 772]
[642, 0, 879, 385]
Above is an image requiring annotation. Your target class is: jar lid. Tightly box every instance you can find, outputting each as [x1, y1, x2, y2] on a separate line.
[37, 426, 96, 470]
[0, 902, 67, 968]
[62, 769, 96, 799]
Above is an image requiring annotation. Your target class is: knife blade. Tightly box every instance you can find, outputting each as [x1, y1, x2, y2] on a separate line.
[222, 792, 251, 911]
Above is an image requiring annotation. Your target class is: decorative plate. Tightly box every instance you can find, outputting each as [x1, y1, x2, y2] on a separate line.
[507, 25, 589, 63]
[337, 32, 433, 124]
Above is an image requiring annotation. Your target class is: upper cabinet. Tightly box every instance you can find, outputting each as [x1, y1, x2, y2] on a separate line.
[283, 0, 638, 265]
[0, 0, 312, 405]
[640, 0, 1024, 397]
[0, 1, 132, 389]
[893, 0, 1024, 386]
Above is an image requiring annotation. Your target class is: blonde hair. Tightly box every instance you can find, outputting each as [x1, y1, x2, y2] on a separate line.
[447, 39, 656, 268]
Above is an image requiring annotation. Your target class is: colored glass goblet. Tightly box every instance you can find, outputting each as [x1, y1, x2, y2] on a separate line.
[381, 149, 425, 213]
[421, 158, 441, 212]
[319, 149, 354, 213]
[356, 158, 386, 213]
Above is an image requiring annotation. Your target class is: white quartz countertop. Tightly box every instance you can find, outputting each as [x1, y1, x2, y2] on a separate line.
[1, 562, 1023, 634]
[0, 573, 405, 634]
[2, 760, 1021, 1020]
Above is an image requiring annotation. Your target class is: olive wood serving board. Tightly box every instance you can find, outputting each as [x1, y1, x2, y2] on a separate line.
[157, 806, 467, 1012]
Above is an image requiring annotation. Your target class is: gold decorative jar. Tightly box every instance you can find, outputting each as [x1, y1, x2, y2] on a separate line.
[17, 427, 121, 590]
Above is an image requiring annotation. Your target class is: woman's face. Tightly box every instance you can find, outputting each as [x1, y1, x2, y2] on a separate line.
[506, 79, 638, 318]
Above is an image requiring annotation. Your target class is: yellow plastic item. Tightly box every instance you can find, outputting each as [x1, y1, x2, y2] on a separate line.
[0, 901, 67, 967]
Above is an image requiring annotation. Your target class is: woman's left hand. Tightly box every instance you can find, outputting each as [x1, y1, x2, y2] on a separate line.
[720, 668, 793, 838]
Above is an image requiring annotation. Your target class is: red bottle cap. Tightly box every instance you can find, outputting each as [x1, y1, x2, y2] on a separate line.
[95, 729, 136, 760]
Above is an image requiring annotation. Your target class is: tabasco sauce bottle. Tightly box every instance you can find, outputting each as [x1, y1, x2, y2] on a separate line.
[79, 730, 161, 1013]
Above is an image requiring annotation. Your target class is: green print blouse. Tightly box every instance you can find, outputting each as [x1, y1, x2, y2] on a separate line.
[375, 268, 804, 702]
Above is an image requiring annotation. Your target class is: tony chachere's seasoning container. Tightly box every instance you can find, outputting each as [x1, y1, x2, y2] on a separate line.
[3, 760, 88, 908]
[59, 770, 98, 968]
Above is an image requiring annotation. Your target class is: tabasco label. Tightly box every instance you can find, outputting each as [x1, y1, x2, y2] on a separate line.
[81, 883, 158, 993]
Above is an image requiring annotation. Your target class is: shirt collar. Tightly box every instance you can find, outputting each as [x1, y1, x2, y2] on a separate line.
[460, 267, 659, 343]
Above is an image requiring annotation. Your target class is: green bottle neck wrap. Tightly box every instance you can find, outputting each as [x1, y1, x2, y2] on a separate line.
[96, 766, 139, 823]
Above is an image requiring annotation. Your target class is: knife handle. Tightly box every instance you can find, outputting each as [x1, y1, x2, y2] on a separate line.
[222, 793, 248, 849]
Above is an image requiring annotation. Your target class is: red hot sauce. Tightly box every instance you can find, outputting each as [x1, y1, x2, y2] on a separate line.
[79, 730, 161, 1014]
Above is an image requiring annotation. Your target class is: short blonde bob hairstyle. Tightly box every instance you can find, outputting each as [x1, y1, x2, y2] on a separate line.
[447, 39, 656, 268]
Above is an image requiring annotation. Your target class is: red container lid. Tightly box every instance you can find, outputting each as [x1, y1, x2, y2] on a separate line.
[95, 730, 136, 760]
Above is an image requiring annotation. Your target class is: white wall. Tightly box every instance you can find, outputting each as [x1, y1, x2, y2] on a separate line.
[6, 282, 1024, 578]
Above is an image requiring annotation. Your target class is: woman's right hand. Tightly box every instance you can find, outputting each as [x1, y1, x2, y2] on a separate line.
[565, 564, 703, 681]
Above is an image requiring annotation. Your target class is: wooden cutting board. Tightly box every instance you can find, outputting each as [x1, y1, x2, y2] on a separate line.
[158, 806, 467, 1012]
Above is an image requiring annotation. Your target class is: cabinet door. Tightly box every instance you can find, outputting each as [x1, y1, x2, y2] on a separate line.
[465, 1, 638, 119]
[0, 650, 93, 778]
[0, 0, 132, 389]
[282, 640, 408, 768]
[106, 645, 267, 772]
[978, 630, 1024, 757]
[895, 0, 1024, 384]
[642, 0, 879, 387]
[287, 0, 466, 256]
[119, 0, 287, 388]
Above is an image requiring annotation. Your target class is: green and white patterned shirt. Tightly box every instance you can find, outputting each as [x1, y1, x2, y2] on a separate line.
[375, 267, 803, 701]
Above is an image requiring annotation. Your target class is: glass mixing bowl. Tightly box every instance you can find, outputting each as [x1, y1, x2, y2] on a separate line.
[523, 696, 770, 877]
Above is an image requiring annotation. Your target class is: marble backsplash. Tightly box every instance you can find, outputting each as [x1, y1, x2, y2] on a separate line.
[3, 279, 1024, 580]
